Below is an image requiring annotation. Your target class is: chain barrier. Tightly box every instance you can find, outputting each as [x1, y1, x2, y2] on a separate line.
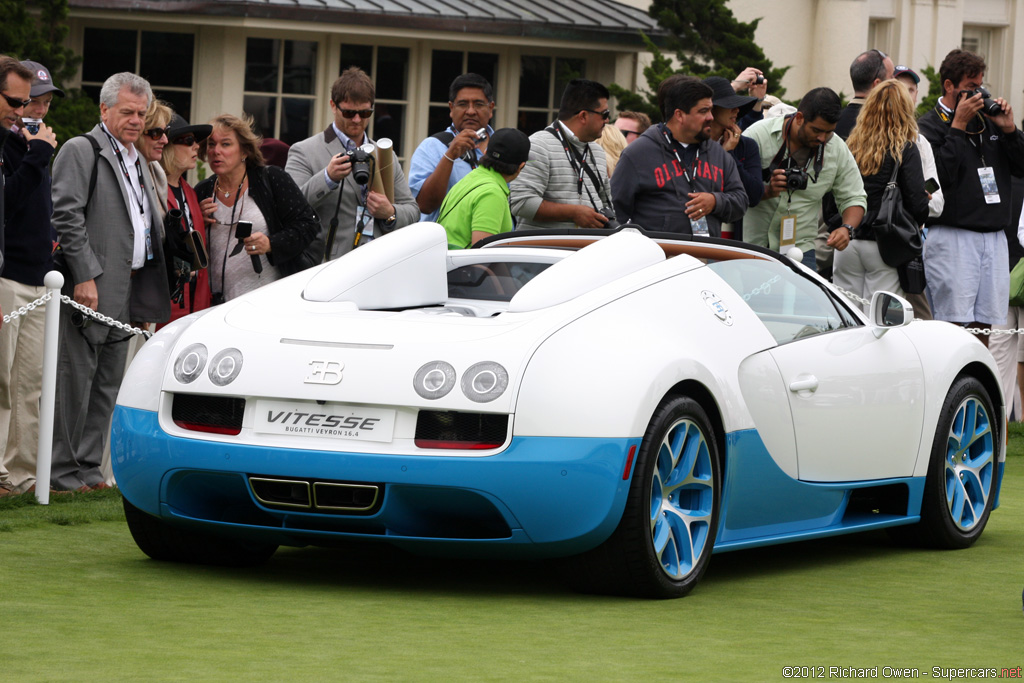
[832, 285, 1024, 336]
[1, 291, 54, 325]
[0, 290, 152, 338]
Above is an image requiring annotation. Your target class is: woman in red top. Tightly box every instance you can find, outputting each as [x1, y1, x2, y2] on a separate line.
[161, 114, 213, 322]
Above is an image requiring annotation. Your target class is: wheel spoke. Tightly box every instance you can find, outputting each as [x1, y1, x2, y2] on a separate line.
[944, 396, 993, 530]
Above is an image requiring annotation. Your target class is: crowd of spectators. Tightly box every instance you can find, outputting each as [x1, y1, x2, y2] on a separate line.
[1, 43, 1023, 494]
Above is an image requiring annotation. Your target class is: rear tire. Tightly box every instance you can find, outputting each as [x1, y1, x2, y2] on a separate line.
[123, 498, 278, 566]
[565, 396, 721, 598]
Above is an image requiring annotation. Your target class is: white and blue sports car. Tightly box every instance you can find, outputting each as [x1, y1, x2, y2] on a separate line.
[112, 224, 1004, 598]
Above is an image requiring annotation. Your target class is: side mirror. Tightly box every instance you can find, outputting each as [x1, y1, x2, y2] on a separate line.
[869, 291, 914, 337]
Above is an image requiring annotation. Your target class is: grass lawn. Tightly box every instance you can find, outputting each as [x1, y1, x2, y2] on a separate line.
[2, 435, 1022, 681]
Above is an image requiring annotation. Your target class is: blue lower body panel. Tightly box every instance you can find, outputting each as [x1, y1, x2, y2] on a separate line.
[112, 406, 638, 558]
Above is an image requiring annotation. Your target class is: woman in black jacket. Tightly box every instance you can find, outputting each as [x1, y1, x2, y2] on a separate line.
[196, 113, 322, 303]
[833, 80, 930, 306]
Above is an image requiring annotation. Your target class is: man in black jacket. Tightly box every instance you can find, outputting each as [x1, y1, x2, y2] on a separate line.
[611, 75, 747, 236]
[0, 60, 60, 495]
[918, 48, 1024, 344]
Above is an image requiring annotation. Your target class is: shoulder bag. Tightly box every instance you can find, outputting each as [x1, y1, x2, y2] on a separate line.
[871, 159, 924, 268]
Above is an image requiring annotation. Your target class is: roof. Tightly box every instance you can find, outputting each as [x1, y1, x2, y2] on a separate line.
[69, 0, 663, 45]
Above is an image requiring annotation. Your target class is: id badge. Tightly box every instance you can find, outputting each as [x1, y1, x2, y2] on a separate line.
[978, 167, 1001, 204]
[354, 205, 374, 245]
[780, 214, 797, 247]
[691, 214, 710, 236]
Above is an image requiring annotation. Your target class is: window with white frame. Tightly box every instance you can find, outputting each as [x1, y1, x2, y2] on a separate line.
[516, 56, 586, 134]
[81, 27, 195, 118]
[962, 26, 1006, 98]
[243, 38, 318, 145]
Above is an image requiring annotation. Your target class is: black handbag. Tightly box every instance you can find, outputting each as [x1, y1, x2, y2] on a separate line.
[897, 254, 927, 294]
[871, 159, 924, 267]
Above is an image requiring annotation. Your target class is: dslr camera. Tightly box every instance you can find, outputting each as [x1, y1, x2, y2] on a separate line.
[784, 167, 808, 191]
[598, 206, 621, 230]
[340, 145, 375, 185]
[960, 87, 1003, 117]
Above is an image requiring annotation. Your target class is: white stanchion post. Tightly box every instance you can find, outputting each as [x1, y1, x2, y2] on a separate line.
[35, 270, 64, 505]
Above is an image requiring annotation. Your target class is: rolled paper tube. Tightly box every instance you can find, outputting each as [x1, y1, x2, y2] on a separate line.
[374, 138, 394, 203]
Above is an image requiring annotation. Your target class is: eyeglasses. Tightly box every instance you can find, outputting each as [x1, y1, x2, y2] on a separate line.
[172, 135, 196, 146]
[340, 108, 374, 119]
[143, 127, 168, 140]
[580, 108, 611, 121]
[1, 92, 32, 109]
[618, 128, 639, 138]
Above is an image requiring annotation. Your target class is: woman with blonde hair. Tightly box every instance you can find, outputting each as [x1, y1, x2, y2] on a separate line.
[833, 79, 929, 305]
[597, 123, 628, 177]
[136, 100, 172, 216]
[195, 113, 321, 303]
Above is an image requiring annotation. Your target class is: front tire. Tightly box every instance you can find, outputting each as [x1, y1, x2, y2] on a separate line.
[123, 498, 278, 566]
[566, 396, 721, 598]
[898, 375, 998, 548]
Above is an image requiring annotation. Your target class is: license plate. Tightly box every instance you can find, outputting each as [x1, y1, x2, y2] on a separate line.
[254, 400, 396, 442]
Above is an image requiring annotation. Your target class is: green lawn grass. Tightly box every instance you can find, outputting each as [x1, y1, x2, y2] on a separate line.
[2, 444, 1022, 681]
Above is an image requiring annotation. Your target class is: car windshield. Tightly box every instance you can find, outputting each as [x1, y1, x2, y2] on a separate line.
[447, 261, 554, 302]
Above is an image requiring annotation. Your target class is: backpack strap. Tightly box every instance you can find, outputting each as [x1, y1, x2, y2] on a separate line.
[82, 133, 102, 216]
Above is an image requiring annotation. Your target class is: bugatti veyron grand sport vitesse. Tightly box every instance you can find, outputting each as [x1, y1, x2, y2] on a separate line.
[111, 224, 1005, 598]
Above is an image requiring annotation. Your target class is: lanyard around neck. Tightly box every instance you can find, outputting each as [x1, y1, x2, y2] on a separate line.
[102, 128, 146, 217]
[547, 122, 604, 207]
[659, 124, 702, 186]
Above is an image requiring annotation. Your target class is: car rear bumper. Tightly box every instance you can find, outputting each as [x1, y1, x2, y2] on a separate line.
[112, 406, 639, 558]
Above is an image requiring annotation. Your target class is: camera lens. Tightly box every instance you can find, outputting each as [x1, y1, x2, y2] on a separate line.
[754, 75, 765, 85]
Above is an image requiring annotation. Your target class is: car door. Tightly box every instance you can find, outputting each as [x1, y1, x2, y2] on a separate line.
[708, 258, 925, 482]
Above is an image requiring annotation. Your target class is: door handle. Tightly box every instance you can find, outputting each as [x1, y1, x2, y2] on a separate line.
[789, 377, 819, 393]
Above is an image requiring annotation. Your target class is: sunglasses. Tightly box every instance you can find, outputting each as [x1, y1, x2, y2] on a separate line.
[581, 108, 611, 121]
[1, 92, 32, 109]
[339, 108, 374, 119]
[143, 127, 168, 140]
[618, 128, 639, 138]
[172, 135, 196, 146]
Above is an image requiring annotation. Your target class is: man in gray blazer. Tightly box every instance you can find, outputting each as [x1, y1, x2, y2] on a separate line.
[50, 72, 170, 491]
[285, 67, 419, 261]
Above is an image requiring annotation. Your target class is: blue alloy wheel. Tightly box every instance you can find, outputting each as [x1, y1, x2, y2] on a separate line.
[943, 394, 994, 532]
[650, 416, 715, 581]
[565, 395, 721, 598]
[901, 375, 998, 549]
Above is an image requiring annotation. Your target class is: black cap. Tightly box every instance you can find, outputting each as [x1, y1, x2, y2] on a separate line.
[166, 113, 212, 143]
[703, 76, 757, 115]
[20, 60, 64, 98]
[893, 65, 920, 85]
[486, 127, 530, 165]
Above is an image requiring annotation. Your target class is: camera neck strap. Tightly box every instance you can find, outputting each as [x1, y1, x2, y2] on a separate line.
[546, 123, 607, 210]
[659, 124, 702, 187]
[769, 115, 826, 185]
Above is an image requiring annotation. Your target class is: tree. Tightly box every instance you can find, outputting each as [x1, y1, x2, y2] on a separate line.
[610, 0, 788, 122]
[916, 64, 942, 118]
[0, 0, 97, 142]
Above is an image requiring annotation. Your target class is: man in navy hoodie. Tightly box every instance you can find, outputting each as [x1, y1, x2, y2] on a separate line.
[611, 75, 747, 236]
[0, 60, 60, 495]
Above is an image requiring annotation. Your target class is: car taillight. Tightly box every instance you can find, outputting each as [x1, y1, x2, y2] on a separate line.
[171, 394, 245, 435]
[414, 410, 508, 450]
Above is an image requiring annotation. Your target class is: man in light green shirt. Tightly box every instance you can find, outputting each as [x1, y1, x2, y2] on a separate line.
[438, 127, 530, 248]
[743, 87, 866, 269]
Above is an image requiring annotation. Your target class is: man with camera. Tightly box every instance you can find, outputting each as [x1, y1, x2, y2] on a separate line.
[509, 79, 614, 230]
[611, 76, 747, 236]
[49, 72, 171, 491]
[917, 49, 1024, 342]
[409, 73, 495, 222]
[0, 60, 60, 495]
[286, 67, 418, 260]
[742, 87, 866, 269]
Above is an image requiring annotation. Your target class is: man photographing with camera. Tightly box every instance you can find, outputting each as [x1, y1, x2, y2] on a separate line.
[918, 48, 1024, 343]
[743, 87, 866, 269]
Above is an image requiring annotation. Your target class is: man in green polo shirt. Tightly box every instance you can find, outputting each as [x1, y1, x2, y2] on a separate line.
[437, 127, 530, 248]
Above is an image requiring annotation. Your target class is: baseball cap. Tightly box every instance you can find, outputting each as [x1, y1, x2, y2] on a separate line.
[703, 76, 757, 114]
[485, 127, 530, 166]
[20, 60, 64, 98]
[893, 65, 920, 85]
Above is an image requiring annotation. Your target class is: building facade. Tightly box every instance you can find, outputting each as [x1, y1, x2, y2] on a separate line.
[66, 0, 660, 163]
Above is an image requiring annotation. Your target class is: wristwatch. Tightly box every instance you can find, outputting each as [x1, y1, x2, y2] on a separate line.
[841, 223, 855, 238]
[383, 213, 398, 228]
